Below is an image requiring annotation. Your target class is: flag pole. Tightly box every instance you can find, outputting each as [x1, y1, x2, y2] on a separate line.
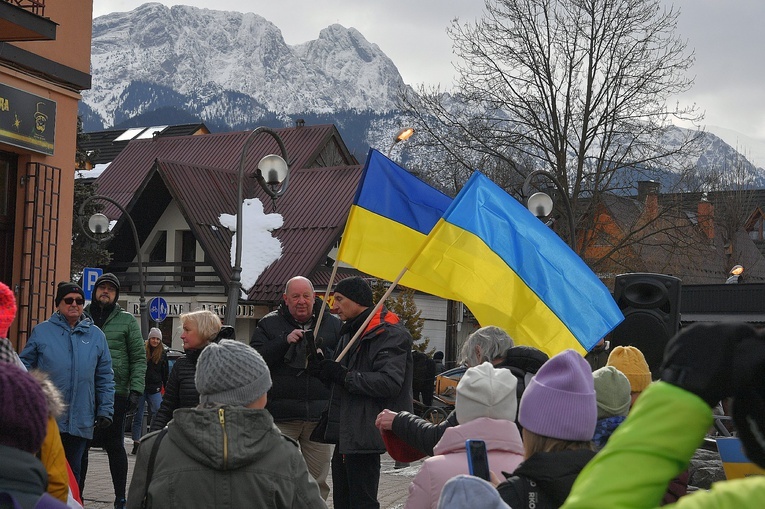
[335, 266, 407, 362]
[313, 257, 340, 340]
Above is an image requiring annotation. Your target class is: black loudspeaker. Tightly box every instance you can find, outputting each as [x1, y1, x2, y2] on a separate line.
[610, 273, 681, 379]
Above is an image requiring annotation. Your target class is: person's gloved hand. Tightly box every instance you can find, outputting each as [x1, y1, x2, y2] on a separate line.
[126, 390, 141, 415]
[95, 416, 112, 429]
[308, 358, 347, 385]
[660, 322, 756, 407]
[731, 333, 765, 468]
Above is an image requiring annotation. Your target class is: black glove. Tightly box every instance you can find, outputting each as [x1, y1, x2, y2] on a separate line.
[660, 322, 755, 407]
[95, 416, 112, 429]
[126, 390, 141, 415]
[308, 359, 347, 385]
[307, 356, 325, 377]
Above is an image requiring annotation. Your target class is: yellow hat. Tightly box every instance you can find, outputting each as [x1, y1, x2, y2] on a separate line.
[606, 346, 651, 392]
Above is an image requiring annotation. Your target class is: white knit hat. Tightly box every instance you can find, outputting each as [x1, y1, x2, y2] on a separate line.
[195, 339, 272, 406]
[456, 362, 518, 424]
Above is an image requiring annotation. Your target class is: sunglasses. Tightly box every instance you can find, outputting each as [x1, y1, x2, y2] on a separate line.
[63, 297, 85, 306]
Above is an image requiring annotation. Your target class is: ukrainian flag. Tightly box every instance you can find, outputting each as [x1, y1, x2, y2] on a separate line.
[336, 149, 453, 289]
[405, 171, 623, 356]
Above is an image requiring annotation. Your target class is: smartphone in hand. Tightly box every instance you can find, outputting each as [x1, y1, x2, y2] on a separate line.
[466, 439, 491, 481]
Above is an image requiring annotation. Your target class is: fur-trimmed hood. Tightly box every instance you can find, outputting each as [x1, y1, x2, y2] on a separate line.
[28, 369, 65, 418]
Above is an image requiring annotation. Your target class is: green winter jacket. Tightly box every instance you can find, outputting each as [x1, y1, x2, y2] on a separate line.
[85, 303, 145, 396]
[563, 382, 765, 509]
[126, 406, 326, 509]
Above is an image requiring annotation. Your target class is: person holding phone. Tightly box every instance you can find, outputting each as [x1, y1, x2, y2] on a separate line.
[251, 276, 341, 500]
[405, 362, 524, 509]
[466, 439, 491, 480]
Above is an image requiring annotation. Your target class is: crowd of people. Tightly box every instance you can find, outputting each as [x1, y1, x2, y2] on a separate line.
[2, 274, 765, 509]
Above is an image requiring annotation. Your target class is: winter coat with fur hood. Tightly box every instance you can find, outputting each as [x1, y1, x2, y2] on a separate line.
[29, 370, 68, 503]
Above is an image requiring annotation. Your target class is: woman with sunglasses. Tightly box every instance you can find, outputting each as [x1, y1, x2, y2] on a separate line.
[20, 281, 115, 490]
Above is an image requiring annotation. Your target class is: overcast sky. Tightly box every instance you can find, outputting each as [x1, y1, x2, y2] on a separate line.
[93, 0, 765, 141]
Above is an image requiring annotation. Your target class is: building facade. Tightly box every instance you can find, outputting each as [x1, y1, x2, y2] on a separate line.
[1, 0, 93, 349]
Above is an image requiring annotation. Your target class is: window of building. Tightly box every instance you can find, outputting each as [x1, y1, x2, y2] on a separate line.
[180, 230, 196, 283]
[148, 231, 167, 262]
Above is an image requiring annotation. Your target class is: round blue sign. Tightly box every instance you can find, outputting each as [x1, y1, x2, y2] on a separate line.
[149, 297, 169, 322]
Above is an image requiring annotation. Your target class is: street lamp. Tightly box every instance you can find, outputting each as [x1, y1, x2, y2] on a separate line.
[387, 127, 415, 158]
[522, 169, 577, 250]
[224, 127, 291, 327]
[78, 195, 149, 338]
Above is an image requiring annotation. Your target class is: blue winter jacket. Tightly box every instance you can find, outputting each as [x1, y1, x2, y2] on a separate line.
[20, 312, 115, 439]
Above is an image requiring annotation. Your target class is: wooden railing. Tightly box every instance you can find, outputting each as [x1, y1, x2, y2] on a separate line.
[106, 261, 227, 296]
[4, 0, 45, 16]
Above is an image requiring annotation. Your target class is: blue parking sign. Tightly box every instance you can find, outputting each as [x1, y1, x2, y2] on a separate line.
[83, 267, 103, 301]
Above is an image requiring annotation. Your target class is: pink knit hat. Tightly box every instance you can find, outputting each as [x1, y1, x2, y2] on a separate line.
[0, 282, 17, 338]
[519, 349, 597, 441]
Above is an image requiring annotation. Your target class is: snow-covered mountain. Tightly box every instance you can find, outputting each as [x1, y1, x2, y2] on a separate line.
[84, 3, 405, 128]
[83, 3, 765, 185]
[705, 125, 765, 170]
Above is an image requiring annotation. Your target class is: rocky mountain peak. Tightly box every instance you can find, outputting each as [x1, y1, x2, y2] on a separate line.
[85, 3, 405, 127]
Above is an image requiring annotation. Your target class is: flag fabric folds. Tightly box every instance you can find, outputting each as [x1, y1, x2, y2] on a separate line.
[405, 171, 623, 356]
[336, 149, 452, 289]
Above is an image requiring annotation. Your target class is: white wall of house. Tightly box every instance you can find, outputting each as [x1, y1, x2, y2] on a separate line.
[119, 202, 458, 354]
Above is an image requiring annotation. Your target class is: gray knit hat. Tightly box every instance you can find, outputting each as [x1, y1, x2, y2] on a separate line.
[195, 339, 272, 406]
[592, 366, 631, 419]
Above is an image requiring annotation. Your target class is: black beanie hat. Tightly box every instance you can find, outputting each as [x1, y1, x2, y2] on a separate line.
[334, 276, 373, 307]
[94, 272, 120, 300]
[55, 282, 85, 307]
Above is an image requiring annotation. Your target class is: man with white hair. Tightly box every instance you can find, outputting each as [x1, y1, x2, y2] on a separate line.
[250, 275, 341, 500]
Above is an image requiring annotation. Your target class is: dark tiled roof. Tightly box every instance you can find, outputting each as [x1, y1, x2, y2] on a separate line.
[97, 124, 362, 304]
[594, 190, 765, 285]
[80, 123, 209, 165]
[96, 124, 356, 218]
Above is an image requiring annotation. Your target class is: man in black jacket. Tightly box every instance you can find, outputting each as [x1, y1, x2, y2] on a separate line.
[308, 276, 413, 509]
[250, 276, 341, 500]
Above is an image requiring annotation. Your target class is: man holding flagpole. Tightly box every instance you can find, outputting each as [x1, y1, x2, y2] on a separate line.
[308, 276, 413, 509]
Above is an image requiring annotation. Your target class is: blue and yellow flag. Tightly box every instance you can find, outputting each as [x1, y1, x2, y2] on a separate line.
[405, 171, 623, 356]
[336, 149, 452, 288]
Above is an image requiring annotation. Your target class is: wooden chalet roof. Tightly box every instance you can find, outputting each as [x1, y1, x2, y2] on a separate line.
[157, 159, 363, 303]
[96, 124, 357, 218]
[80, 123, 209, 165]
[96, 124, 363, 304]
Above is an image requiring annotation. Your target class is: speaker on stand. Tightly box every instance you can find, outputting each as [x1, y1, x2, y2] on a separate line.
[610, 273, 681, 379]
